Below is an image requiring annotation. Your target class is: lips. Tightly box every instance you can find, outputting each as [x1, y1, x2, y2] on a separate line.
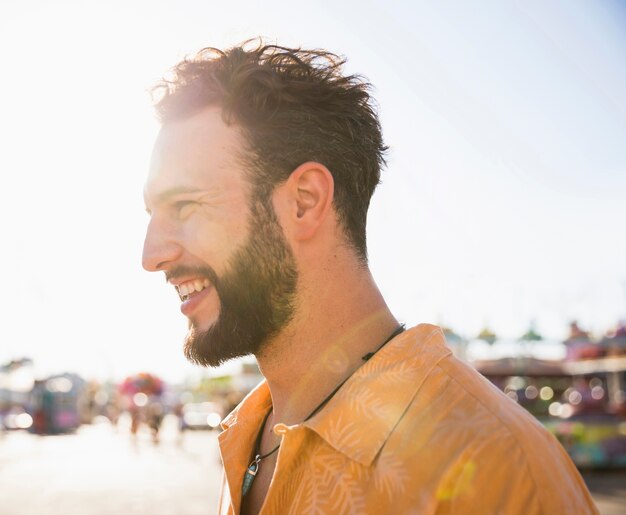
[179, 283, 213, 317]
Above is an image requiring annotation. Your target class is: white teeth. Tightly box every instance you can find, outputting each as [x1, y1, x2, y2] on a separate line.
[176, 278, 210, 300]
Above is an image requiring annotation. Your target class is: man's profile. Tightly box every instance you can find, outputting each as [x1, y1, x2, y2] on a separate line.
[143, 41, 597, 514]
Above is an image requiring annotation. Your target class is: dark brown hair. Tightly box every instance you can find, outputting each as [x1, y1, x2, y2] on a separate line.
[152, 40, 387, 261]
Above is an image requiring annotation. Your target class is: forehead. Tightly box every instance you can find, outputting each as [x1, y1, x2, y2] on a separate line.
[144, 106, 250, 203]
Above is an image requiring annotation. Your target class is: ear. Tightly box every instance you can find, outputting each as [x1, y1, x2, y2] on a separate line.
[275, 161, 334, 241]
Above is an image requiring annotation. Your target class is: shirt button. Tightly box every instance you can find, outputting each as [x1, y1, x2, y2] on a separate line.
[273, 423, 289, 435]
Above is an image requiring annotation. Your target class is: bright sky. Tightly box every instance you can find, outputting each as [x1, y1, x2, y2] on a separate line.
[1, 0, 625, 383]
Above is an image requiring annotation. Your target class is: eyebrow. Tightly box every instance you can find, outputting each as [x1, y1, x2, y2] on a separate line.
[156, 186, 205, 203]
[146, 186, 222, 213]
[144, 186, 206, 214]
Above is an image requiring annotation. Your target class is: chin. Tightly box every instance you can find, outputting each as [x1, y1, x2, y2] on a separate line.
[183, 317, 254, 368]
[188, 313, 219, 334]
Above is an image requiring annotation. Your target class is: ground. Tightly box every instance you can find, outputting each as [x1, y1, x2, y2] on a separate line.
[0, 415, 623, 514]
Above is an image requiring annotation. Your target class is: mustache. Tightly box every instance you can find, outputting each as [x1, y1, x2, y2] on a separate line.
[165, 265, 219, 287]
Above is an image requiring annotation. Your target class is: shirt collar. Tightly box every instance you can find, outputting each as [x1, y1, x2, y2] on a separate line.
[221, 378, 271, 431]
[221, 324, 451, 467]
[303, 324, 451, 466]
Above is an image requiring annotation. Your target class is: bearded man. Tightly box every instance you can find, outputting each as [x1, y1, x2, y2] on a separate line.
[142, 41, 597, 515]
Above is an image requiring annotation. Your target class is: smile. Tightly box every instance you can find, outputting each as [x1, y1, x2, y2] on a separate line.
[176, 278, 211, 301]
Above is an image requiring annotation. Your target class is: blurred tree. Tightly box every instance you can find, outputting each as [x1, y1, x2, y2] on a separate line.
[477, 327, 497, 345]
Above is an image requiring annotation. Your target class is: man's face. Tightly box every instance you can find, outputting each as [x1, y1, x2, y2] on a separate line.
[143, 107, 297, 366]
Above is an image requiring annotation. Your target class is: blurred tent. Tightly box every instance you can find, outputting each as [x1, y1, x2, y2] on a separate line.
[563, 321, 602, 360]
[600, 321, 626, 357]
[119, 372, 164, 397]
[565, 321, 591, 343]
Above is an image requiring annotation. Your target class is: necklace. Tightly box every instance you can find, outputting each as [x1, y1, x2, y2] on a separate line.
[241, 324, 405, 497]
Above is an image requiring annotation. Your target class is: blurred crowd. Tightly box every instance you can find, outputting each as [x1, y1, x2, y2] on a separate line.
[0, 363, 256, 439]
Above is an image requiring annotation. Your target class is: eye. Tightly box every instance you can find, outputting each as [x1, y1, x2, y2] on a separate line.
[172, 200, 198, 218]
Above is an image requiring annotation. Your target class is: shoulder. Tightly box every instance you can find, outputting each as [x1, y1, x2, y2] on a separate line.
[383, 353, 597, 513]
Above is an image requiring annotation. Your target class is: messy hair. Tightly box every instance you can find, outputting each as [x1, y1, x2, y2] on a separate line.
[152, 39, 387, 261]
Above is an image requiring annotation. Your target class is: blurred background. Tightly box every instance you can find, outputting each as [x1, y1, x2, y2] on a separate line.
[1, 0, 625, 513]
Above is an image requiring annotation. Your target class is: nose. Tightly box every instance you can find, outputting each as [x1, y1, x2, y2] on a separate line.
[142, 215, 183, 272]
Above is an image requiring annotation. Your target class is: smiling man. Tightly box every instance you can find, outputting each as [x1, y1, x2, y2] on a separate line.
[145, 106, 298, 368]
[143, 42, 597, 514]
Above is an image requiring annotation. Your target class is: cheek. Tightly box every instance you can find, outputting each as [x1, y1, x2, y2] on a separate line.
[182, 219, 245, 270]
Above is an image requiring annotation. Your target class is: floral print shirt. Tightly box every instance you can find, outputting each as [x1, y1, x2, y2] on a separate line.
[217, 324, 597, 514]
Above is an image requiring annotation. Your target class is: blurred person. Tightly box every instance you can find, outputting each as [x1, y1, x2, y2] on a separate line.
[128, 400, 141, 437]
[146, 398, 164, 444]
[172, 400, 186, 446]
[173, 401, 184, 429]
[31, 380, 47, 435]
[142, 41, 598, 514]
[106, 391, 122, 426]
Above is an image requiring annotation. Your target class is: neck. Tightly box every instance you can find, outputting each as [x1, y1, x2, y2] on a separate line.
[254, 264, 399, 426]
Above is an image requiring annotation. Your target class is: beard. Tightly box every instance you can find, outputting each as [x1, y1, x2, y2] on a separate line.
[179, 194, 298, 367]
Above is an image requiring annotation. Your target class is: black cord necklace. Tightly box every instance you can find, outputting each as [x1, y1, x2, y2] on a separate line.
[241, 324, 405, 497]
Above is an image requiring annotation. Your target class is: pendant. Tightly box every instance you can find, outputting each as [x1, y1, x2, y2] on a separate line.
[242, 455, 261, 496]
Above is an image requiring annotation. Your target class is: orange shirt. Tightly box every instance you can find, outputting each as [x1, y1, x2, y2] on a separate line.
[217, 324, 598, 514]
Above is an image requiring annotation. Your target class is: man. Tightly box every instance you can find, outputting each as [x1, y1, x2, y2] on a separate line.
[143, 42, 597, 514]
